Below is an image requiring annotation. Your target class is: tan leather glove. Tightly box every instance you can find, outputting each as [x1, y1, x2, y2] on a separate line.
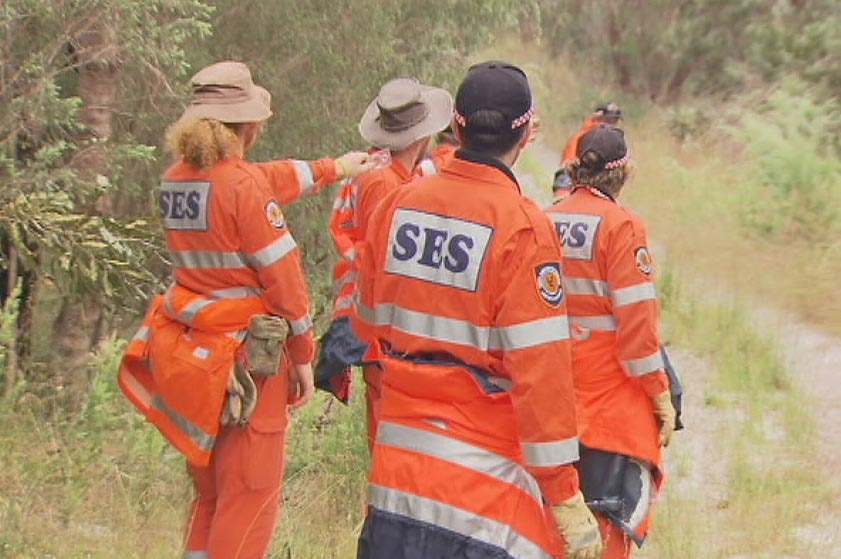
[652, 390, 676, 447]
[552, 491, 603, 559]
[335, 151, 377, 179]
[244, 315, 288, 376]
[221, 361, 258, 427]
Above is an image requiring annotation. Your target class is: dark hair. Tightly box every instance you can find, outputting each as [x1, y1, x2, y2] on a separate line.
[461, 110, 526, 157]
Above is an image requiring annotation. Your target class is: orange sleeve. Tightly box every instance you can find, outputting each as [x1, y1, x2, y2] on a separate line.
[492, 210, 580, 505]
[255, 158, 340, 204]
[356, 175, 392, 240]
[606, 217, 668, 396]
[236, 182, 314, 364]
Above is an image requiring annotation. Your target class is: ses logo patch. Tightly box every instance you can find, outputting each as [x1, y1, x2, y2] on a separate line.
[546, 212, 602, 261]
[160, 180, 211, 231]
[535, 262, 564, 307]
[385, 208, 493, 292]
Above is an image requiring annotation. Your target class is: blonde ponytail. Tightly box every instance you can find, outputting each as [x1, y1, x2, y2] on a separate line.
[165, 118, 241, 170]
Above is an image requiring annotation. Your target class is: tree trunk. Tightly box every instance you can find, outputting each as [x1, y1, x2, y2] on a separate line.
[51, 11, 119, 412]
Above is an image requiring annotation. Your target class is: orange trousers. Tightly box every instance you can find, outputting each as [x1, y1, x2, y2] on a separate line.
[184, 425, 286, 559]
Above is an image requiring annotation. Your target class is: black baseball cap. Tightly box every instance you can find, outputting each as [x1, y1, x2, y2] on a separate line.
[454, 61, 533, 132]
[577, 124, 629, 170]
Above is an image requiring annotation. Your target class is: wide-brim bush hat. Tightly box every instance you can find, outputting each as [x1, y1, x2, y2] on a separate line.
[179, 61, 272, 124]
[359, 78, 454, 151]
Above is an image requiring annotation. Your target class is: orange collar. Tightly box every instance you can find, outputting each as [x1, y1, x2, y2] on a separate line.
[439, 149, 521, 195]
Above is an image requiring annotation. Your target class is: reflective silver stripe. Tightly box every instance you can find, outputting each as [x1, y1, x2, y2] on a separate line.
[133, 326, 149, 342]
[570, 315, 617, 331]
[369, 484, 552, 559]
[293, 160, 315, 195]
[564, 277, 610, 297]
[378, 422, 542, 504]
[333, 270, 358, 293]
[171, 250, 248, 270]
[334, 295, 354, 312]
[359, 302, 490, 349]
[184, 551, 209, 559]
[490, 315, 570, 350]
[178, 297, 215, 325]
[226, 329, 248, 343]
[248, 234, 297, 269]
[359, 303, 569, 352]
[342, 246, 357, 261]
[151, 395, 215, 452]
[521, 437, 579, 467]
[289, 314, 313, 335]
[624, 350, 664, 377]
[210, 286, 262, 299]
[612, 282, 657, 307]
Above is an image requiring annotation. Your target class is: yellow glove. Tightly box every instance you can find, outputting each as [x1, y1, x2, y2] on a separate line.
[652, 391, 676, 447]
[335, 151, 377, 179]
[552, 491, 603, 559]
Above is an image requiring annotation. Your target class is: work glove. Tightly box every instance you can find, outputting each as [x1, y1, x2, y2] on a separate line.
[652, 390, 677, 447]
[335, 151, 377, 179]
[244, 315, 288, 376]
[552, 491, 603, 559]
[221, 360, 258, 427]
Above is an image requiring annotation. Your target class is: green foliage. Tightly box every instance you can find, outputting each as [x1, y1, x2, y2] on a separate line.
[724, 83, 841, 238]
[0, 0, 213, 309]
[539, 0, 841, 114]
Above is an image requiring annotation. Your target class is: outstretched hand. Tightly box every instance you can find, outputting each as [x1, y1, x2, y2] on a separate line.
[336, 151, 377, 179]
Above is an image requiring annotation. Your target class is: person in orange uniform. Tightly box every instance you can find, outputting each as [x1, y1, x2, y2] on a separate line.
[553, 103, 622, 201]
[545, 124, 677, 558]
[118, 61, 373, 559]
[316, 77, 452, 450]
[353, 61, 603, 559]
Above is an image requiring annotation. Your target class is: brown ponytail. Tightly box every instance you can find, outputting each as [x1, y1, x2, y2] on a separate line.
[165, 118, 241, 170]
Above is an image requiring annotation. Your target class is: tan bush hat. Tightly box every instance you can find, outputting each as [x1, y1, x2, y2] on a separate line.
[179, 61, 272, 124]
[359, 78, 453, 151]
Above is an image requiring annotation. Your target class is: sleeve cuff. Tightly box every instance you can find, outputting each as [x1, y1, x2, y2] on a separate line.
[529, 464, 580, 506]
[286, 332, 315, 365]
[311, 157, 340, 189]
[639, 370, 670, 398]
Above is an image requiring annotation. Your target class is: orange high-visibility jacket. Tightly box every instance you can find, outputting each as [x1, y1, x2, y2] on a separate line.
[560, 116, 601, 166]
[119, 156, 338, 466]
[328, 159, 414, 317]
[546, 186, 669, 468]
[353, 151, 580, 558]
